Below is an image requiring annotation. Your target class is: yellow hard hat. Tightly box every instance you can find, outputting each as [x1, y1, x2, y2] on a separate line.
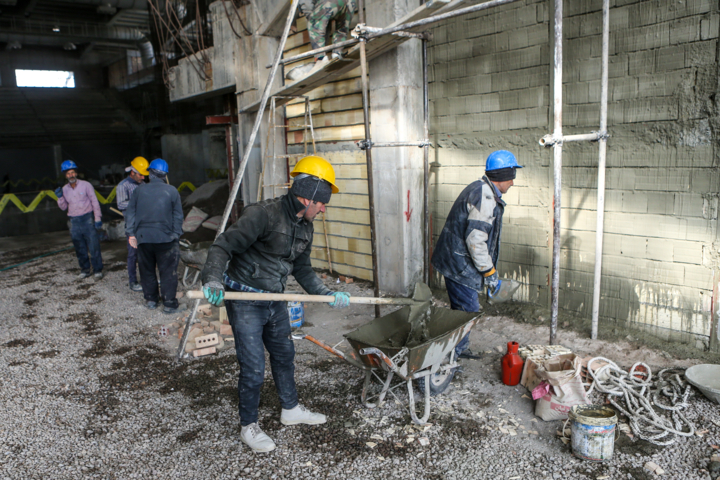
[290, 155, 339, 193]
[130, 156, 149, 176]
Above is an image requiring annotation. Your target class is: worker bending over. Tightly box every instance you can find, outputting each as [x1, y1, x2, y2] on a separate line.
[55, 160, 104, 280]
[286, 0, 357, 81]
[116, 156, 148, 292]
[201, 156, 350, 453]
[431, 150, 522, 359]
[125, 159, 184, 314]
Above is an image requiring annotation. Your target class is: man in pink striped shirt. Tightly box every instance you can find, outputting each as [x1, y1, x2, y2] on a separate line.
[55, 160, 104, 280]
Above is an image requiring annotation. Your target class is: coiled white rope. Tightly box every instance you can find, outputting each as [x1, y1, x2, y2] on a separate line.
[585, 357, 695, 446]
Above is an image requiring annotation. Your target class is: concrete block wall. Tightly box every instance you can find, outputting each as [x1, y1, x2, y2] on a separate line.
[428, 0, 720, 351]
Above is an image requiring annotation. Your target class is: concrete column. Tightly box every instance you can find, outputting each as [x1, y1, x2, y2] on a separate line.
[367, 0, 425, 296]
[52, 144, 63, 179]
[235, 32, 286, 205]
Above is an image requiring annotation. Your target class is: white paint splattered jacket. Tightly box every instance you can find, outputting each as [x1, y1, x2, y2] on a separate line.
[431, 176, 505, 292]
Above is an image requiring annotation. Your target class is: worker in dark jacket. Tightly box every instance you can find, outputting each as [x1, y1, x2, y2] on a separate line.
[201, 155, 350, 453]
[125, 159, 184, 314]
[431, 150, 522, 359]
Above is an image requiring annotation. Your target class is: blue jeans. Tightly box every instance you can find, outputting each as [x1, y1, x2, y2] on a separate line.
[225, 296, 298, 426]
[126, 234, 138, 284]
[445, 277, 480, 357]
[70, 212, 103, 274]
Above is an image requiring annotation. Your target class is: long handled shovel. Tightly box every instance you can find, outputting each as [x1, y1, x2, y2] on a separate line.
[175, 282, 433, 360]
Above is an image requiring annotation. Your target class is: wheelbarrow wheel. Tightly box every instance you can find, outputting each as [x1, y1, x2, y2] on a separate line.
[416, 353, 455, 397]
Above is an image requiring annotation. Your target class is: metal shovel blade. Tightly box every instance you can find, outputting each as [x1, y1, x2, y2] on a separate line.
[412, 282, 433, 303]
[488, 279, 521, 304]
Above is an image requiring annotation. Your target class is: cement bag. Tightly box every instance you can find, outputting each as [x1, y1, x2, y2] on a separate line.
[533, 353, 581, 387]
[534, 376, 590, 421]
[201, 215, 223, 231]
[182, 206, 209, 233]
[533, 354, 589, 421]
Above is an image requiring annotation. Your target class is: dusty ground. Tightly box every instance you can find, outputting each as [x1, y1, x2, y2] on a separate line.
[1, 232, 719, 480]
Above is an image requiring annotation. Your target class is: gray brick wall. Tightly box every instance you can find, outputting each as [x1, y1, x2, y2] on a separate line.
[429, 0, 720, 350]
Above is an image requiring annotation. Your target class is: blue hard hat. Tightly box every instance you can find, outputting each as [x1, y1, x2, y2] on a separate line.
[61, 160, 78, 172]
[486, 150, 523, 171]
[149, 158, 169, 173]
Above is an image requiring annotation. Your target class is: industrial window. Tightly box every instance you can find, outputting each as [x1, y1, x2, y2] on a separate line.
[15, 69, 75, 88]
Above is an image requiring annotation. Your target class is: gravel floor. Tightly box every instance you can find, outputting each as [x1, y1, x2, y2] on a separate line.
[1, 235, 719, 480]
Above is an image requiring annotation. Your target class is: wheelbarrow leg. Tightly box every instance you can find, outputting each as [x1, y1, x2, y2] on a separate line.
[407, 375, 431, 425]
[182, 266, 191, 288]
[361, 369, 394, 409]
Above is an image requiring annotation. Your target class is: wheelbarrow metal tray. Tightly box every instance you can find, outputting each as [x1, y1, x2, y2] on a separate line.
[344, 306, 480, 377]
[180, 240, 213, 265]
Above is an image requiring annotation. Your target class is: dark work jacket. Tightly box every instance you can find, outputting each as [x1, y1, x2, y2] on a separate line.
[202, 194, 331, 295]
[431, 176, 505, 292]
[124, 177, 184, 245]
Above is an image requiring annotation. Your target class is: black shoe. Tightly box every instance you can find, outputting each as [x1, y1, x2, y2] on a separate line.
[457, 349, 482, 360]
[129, 282, 142, 292]
[146, 301, 158, 310]
[162, 305, 186, 315]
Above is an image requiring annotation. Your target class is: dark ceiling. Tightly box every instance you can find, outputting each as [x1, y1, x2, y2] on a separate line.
[0, 0, 151, 68]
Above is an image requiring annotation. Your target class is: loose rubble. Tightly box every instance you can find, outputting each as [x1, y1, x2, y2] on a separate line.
[0, 236, 719, 479]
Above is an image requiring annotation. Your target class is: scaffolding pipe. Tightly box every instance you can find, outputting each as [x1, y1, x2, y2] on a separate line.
[275, 0, 521, 67]
[549, 0, 563, 346]
[591, 0, 610, 340]
[422, 38, 430, 284]
[216, 0, 300, 236]
[357, 0, 381, 318]
[539, 132, 601, 146]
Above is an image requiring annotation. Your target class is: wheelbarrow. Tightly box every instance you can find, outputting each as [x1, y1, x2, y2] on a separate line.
[179, 240, 213, 288]
[293, 305, 482, 425]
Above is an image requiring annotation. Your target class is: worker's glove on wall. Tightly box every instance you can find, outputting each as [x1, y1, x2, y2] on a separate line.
[328, 291, 350, 308]
[484, 271, 500, 295]
[54, 187, 63, 198]
[94, 221, 103, 231]
[203, 281, 225, 306]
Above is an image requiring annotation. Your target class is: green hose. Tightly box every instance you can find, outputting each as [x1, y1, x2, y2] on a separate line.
[0, 245, 74, 272]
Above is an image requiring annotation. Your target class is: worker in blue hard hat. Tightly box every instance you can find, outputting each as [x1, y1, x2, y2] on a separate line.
[54, 160, 104, 280]
[124, 158, 184, 314]
[431, 150, 523, 360]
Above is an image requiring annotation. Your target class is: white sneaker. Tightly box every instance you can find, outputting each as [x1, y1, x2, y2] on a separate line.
[240, 423, 276, 453]
[286, 62, 314, 82]
[78, 272, 91, 279]
[280, 404, 327, 426]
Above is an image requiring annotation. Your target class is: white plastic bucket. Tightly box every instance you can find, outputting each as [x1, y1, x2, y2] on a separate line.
[569, 404, 618, 462]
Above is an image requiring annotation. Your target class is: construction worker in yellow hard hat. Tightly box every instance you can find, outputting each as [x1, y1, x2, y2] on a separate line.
[200, 154, 347, 453]
[116, 156, 149, 291]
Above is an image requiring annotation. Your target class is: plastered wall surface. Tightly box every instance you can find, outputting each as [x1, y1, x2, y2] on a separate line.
[428, 0, 720, 350]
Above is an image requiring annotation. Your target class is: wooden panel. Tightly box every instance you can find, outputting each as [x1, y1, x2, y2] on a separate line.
[288, 109, 365, 130]
[286, 93, 363, 117]
[287, 124, 365, 144]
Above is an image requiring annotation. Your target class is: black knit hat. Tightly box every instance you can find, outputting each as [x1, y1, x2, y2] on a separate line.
[291, 174, 333, 204]
[486, 167, 516, 182]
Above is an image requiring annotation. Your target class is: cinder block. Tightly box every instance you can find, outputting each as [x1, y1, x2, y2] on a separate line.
[701, 14, 720, 40]
[684, 264, 713, 289]
[620, 236, 647, 258]
[646, 238, 674, 262]
[195, 333, 220, 348]
[673, 240, 703, 264]
[669, 16, 701, 45]
[674, 193, 705, 218]
[621, 191, 648, 214]
[193, 346, 217, 357]
[655, 45, 686, 72]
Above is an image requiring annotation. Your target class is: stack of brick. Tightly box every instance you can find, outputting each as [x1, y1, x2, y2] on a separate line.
[165, 305, 234, 357]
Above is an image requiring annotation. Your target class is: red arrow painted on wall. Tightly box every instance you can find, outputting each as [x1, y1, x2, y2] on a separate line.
[404, 190, 413, 222]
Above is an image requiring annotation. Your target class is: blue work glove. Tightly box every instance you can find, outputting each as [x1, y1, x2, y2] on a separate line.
[94, 221, 103, 231]
[203, 281, 225, 306]
[485, 271, 500, 295]
[54, 187, 63, 198]
[327, 291, 350, 309]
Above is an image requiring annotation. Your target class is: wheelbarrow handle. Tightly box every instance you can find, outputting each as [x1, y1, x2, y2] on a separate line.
[185, 290, 418, 305]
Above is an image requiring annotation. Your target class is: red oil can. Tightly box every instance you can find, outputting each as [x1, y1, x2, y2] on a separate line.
[502, 341, 524, 386]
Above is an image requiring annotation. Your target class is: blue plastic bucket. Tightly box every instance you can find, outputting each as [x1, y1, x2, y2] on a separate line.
[288, 301, 304, 328]
[569, 405, 618, 462]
